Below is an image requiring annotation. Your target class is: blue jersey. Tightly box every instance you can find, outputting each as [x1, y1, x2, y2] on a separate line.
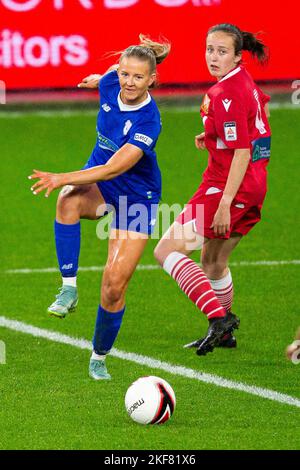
[88, 70, 162, 203]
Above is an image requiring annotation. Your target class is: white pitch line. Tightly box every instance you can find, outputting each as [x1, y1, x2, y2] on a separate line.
[0, 315, 299, 409]
[3, 259, 300, 274]
[3, 265, 160, 274]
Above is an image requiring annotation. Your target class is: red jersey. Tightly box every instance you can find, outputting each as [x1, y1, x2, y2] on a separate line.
[200, 66, 271, 205]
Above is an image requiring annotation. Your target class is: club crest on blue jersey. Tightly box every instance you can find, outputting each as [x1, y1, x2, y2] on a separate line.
[123, 120, 132, 136]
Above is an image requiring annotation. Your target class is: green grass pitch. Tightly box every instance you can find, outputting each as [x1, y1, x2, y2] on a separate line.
[0, 107, 299, 450]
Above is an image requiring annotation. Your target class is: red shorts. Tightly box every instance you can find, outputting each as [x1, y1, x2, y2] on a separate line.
[176, 184, 263, 239]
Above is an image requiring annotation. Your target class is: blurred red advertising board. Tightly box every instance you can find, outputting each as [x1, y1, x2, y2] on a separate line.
[0, 0, 299, 89]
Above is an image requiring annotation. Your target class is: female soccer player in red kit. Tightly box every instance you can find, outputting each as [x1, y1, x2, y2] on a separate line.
[155, 23, 271, 355]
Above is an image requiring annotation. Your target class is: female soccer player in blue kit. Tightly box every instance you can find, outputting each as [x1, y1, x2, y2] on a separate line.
[29, 35, 170, 380]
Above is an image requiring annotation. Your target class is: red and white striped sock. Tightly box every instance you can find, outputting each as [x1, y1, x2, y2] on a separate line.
[163, 252, 226, 320]
[209, 270, 233, 312]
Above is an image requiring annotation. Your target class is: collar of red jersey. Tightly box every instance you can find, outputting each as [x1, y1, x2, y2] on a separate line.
[117, 92, 151, 112]
[219, 66, 242, 83]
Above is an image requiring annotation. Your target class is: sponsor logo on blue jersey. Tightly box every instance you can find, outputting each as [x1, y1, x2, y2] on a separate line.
[102, 103, 111, 112]
[97, 131, 120, 153]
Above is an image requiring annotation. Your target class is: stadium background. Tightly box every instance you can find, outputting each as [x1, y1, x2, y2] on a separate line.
[1, 0, 299, 89]
[0, 0, 299, 452]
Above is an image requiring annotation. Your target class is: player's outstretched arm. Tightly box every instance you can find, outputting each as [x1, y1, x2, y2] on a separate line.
[77, 65, 119, 89]
[28, 144, 143, 198]
[77, 74, 102, 89]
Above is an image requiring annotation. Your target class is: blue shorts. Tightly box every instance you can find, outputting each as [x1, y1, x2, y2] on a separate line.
[82, 160, 159, 235]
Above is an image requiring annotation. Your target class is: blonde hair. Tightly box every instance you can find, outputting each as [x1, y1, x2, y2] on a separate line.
[120, 34, 171, 77]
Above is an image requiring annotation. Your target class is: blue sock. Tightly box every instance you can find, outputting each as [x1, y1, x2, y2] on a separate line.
[93, 305, 125, 355]
[54, 220, 80, 278]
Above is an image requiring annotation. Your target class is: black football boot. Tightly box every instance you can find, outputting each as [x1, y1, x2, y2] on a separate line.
[184, 332, 237, 349]
[196, 311, 240, 356]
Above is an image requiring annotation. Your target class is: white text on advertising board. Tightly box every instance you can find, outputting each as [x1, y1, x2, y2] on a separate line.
[1, 0, 221, 12]
[0, 30, 88, 68]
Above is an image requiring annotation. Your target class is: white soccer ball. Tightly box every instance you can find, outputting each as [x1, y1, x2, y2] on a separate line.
[125, 376, 176, 425]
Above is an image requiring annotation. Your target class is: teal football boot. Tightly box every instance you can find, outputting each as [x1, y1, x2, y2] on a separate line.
[89, 359, 111, 380]
[47, 285, 78, 318]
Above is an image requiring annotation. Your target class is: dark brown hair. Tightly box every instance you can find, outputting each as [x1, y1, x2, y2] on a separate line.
[207, 23, 269, 64]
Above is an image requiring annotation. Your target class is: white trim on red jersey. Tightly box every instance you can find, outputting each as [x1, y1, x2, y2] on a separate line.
[219, 66, 242, 83]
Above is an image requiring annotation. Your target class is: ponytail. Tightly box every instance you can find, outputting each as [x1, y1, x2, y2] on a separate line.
[241, 31, 269, 64]
[138, 34, 171, 66]
[119, 34, 171, 75]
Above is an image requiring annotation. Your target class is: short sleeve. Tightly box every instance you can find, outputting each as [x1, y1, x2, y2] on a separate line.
[257, 87, 271, 106]
[127, 119, 161, 157]
[212, 93, 250, 149]
[99, 70, 120, 96]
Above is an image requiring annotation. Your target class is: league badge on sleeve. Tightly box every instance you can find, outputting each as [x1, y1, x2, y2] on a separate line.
[224, 122, 237, 141]
[200, 94, 210, 115]
[134, 133, 153, 146]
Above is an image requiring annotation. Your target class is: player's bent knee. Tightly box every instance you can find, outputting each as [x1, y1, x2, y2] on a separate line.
[56, 191, 80, 218]
[153, 244, 162, 265]
[102, 284, 125, 306]
[154, 240, 170, 266]
[57, 188, 78, 207]
[102, 271, 127, 305]
[202, 260, 227, 279]
[56, 185, 95, 221]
